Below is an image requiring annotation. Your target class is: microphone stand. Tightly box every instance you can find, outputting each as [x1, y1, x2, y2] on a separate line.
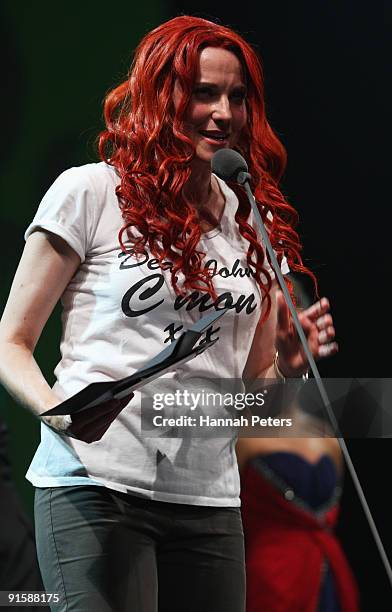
[237, 169, 392, 587]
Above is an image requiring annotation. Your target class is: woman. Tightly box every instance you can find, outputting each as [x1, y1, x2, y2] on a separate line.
[238, 280, 358, 612]
[0, 15, 337, 612]
[237, 399, 359, 612]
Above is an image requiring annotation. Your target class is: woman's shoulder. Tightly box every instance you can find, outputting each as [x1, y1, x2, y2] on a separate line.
[56, 161, 119, 193]
[37, 161, 121, 221]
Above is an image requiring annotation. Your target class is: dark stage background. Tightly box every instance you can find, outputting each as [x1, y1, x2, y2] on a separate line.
[0, 1, 390, 609]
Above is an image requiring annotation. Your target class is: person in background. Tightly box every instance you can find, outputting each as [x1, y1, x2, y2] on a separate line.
[237, 276, 359, 612]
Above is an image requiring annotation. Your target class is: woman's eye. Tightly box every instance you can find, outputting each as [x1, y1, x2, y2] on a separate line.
[194, 87, 214, 98]
[193, 87, 246, 103]
[231, 91, 246, 103]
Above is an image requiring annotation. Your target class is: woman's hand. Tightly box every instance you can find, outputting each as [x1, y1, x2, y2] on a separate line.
[42, 394, 134, 443]
[275, 292, 338, 377]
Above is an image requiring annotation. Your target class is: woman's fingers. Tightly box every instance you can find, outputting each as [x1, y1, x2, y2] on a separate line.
[298, 297, 338, 360]
[316, 314, 333, 330]
[304, 297, 331, 322]
[320, 327, 335, 342]
[318, 342, 339, 357]
[276, 294, 338, 374]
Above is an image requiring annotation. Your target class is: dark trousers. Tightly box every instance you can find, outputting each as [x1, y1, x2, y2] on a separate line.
[35, 486, 245, 612]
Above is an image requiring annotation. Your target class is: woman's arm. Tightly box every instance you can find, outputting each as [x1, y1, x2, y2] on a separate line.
[243, 283, 337, 382]
[242, 282, 279, 382]
[0, 230, 80, 417]
[0, 230, 133, 442]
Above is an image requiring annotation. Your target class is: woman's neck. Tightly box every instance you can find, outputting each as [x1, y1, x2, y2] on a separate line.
[184, 162, 213, 207]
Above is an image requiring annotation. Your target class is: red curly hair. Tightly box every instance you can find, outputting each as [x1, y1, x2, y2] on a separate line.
[98, 15, 317, 318]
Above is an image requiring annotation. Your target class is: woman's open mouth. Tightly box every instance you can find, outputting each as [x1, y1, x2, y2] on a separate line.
[199, 130, 230, 145]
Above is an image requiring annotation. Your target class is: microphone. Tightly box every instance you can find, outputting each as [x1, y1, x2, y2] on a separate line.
[211, 148, 250, 184]
[211, 148, 392, 587]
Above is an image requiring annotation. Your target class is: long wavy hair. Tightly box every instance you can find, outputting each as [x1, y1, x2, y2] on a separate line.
[98, 15, 317, 319]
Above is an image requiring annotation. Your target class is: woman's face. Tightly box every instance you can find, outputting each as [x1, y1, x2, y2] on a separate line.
[173, 47, 248, 165]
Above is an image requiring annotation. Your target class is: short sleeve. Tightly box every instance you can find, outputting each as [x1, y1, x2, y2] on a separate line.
[279, 253, 290, 275]
[24, 166, 98, 263]
[262, 249, 290, 281]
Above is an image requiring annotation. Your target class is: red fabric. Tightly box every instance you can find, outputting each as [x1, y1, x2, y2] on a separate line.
[241, 465, 359, 612]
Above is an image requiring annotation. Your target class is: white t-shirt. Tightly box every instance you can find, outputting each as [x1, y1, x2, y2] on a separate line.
[25, 162, 289, 506]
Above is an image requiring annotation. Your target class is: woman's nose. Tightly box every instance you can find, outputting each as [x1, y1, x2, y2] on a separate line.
[211, 96, 232, 122]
